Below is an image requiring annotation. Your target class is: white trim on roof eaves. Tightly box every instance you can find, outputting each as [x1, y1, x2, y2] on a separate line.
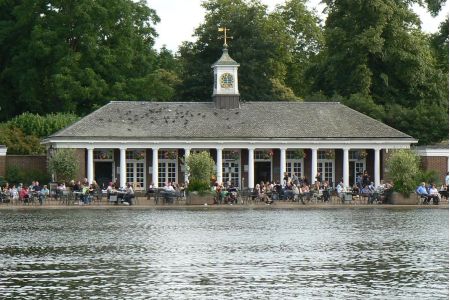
[42, 138, 416, 150]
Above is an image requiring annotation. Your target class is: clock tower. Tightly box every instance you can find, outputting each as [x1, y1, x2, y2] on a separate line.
[212, 44, 240, 109]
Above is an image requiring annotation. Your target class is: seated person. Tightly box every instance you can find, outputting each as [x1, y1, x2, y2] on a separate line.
[428, 184, 440, 204]
[162, 182, 176, 203]
[39, 185, 49, 205]
[227, 185, 238, 204]
[123, 183, 135, 205]
[299, 184, 310, 204]
[292, 184, 300, 202]
[351, 184, 360, 200]
[19, 186, 30, 204]
[336, 182, 345, 203]
[416, 182, 431, 204]
[283, 182, 294, 200]
[322, 181, 330, 202]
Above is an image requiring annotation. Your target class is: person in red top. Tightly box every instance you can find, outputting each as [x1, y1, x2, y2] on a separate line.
[19, 186, 30, 204]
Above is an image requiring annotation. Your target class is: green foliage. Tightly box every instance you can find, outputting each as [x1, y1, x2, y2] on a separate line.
[6, 165, 50, 186]
[417, 169, 440, 185]
[387, 149, 420, 196]
[187, 179, 211, 193]
[177, 0, 321, 101]
[307, 0, 448, 144]
[185, 151, 215, 191]
[0, 126, 44, 155]
[0, 0, 175, 120]
[7, 112, 79, 137]
[48, 149, 79, 183]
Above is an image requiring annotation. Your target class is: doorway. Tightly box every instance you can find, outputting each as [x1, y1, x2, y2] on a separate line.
[254, 161, 271, 186]
[95, 162, 113, 188]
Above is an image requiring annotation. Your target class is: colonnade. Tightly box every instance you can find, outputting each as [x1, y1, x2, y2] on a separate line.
[86, 146, 382, 189]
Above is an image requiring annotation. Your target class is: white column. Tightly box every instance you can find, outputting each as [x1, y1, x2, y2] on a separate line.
[374, 148, 381, 187]
[248, 148, 255, 188]
[216, 147, 223, 184]
[280, 147, 287, 184]
[87, 147, 94, 184]
[152, 148, 159, 188]
[119, 147, 126, 188]
[343, 148, 349, 188]
[184, 148, 190, 184]
[311, 148, 318, 183]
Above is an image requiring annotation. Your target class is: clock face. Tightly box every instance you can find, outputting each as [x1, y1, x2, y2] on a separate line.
[220, 73, 233, 88]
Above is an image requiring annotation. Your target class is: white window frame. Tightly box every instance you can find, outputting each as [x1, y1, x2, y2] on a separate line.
[158, 149, 178, 187]
[317, 159, 335, 185]
[125, 149, 146, 190]
[286, 159, 304, 178]
[222, 150, 241, 188]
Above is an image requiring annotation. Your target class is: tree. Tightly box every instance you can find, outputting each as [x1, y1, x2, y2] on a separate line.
[185, 151, 215, 192]
[387, 149, 420, 196]
[306, 0, 448, 144]
[48, 149, 79, 183]
[274, 0, 324, 97]
[177, 0, 317, 102]
[0, 0, 173, 120]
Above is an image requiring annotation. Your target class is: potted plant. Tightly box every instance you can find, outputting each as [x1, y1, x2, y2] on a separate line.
[386, 149, 420, 204]
[185, 151, 216, 205]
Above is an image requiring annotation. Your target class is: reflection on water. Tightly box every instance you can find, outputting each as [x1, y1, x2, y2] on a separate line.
[0, 208, 447, 299]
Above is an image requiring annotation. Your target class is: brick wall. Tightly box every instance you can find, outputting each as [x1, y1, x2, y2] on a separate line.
[420, 156, 448, 184]
[0, 156, 6, 177]
[6, 155, 47, 174]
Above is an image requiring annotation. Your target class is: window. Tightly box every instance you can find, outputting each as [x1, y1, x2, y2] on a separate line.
[125, 149, 146, 190]
[317, 161, 334, 185]
[286, 161, 302, 178]
[157, 149, 178, 187]
[254, 150, 274, 160]
[222, 150, 241, 187]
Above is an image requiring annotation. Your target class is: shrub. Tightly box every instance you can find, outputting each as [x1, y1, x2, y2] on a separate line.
[7, 112, 79, 137]
[417, 170, 440, 185]
[386, 149, 420, 196]
[185, 151, 215, 192]
[48, 149, 79, 183]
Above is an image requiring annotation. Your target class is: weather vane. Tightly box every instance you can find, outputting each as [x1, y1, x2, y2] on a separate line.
[218, 27, 232, 46]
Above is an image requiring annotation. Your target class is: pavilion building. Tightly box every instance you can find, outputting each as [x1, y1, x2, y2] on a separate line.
[42, 46, 416, 189]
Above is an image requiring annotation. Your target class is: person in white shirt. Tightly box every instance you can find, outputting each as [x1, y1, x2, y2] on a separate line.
[429, 184, 441, 204]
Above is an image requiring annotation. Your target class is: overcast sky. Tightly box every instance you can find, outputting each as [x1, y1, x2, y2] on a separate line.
[148, 0, 449, 51]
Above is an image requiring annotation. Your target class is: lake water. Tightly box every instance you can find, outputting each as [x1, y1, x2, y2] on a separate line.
[0, 208, 447, 299]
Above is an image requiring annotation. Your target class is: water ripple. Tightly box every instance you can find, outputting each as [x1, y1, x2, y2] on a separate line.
[0, 208, 447, 299]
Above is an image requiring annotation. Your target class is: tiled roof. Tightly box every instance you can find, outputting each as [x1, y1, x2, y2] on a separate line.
[48, 101, 414, 141]
[212, 48, 239, 66]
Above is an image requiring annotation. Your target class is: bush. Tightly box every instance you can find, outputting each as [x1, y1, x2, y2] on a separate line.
[417, 170, 440, 185]
[48, 149, 79, 183]
[0, 126, 45, 155]
[187, 179, 211, 192]
[7, 112, 79, 137]
[386, 149, 420, 196]
[185, 151, 215, 192]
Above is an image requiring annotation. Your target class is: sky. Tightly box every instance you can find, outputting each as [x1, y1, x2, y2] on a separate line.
[148, 0, 449, 51]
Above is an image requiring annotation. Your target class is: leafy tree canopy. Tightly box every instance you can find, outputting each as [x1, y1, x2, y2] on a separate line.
[0, 0, 178, 120]
[177, 0, 322, 101]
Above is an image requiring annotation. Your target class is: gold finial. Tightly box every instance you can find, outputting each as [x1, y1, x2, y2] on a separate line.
[218, 27, 233, 46]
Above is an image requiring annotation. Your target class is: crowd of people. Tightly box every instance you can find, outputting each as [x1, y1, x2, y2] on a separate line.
[415, 172, 449, 205]
[0, 181, 49, 205]
[1, 171, 448, 206]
